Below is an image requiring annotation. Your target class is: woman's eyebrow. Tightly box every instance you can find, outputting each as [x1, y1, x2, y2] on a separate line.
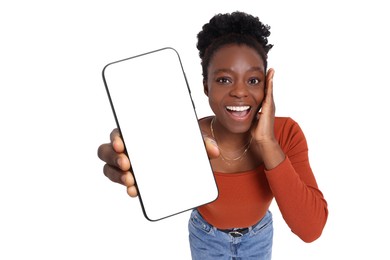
[213, 67, 263, 73]
[212, 68, 232, 75]
[211, 66, 265, 76]
[248, 66, 265, 73]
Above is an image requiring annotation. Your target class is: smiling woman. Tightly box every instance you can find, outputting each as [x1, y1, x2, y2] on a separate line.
[97, 11, 328, 259]
[204, 44, 266, 135]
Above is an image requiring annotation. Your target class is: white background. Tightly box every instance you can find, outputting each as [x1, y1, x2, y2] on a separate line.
[1, 0, 389, 259]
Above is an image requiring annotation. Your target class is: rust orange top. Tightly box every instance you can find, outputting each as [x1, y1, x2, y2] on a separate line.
[197, 117, 328, 242]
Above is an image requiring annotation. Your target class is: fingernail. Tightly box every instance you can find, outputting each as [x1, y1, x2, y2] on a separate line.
[206, 137, 218, 147]
[117, 158, 122, 168]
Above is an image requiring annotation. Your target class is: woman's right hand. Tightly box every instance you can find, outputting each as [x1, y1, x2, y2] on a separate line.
[97, 128, 220, 198]
[97, 129, 138, 197]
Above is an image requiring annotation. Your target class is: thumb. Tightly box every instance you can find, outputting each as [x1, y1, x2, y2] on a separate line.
[203, 136, 220, 159]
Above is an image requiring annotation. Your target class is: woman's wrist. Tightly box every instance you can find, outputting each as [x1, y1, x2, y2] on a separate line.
[255, 140, 285, 170]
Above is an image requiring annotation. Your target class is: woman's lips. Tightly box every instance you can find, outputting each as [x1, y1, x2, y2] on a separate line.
[226, 105, 251, 118]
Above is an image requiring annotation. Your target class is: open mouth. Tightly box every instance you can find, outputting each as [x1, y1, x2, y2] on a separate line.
[226, 105, 251, 118]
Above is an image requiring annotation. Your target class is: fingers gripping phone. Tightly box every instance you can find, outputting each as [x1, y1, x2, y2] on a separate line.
[102, 47, 219, 221]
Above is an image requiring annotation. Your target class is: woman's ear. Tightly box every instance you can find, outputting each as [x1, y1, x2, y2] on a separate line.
[203, 79, 209, 96]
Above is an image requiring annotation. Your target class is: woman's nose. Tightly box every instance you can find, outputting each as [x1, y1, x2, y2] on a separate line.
[230, 81, 248, 98]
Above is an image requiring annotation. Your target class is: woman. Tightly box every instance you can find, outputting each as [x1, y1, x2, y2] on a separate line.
[98, 11, 328, 259]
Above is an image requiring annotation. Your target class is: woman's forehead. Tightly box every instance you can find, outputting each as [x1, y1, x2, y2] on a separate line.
[209, 44, 265, 70]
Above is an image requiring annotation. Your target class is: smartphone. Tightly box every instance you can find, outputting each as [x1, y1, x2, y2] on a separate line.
[102, 47, 219, 221]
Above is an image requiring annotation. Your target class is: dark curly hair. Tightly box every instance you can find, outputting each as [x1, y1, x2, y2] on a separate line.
[197, 11, 273, 80]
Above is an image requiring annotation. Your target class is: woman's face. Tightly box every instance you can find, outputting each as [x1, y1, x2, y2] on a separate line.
[204, 44, 266, 134]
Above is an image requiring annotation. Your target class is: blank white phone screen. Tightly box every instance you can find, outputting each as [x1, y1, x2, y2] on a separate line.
[102, 47, 218, 221]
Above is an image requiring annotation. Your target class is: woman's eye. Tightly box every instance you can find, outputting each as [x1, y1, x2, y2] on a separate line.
[216, 77, 231, 84]
[248, 78, 260, 85]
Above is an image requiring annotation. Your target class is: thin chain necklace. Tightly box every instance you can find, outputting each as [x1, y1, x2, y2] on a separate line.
[210, 117, 252, 164]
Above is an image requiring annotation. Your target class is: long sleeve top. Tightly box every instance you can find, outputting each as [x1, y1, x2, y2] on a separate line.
[197, 117, 328, 242]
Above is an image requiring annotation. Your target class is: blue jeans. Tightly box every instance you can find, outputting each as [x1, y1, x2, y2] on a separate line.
[188, 209, 273, 260]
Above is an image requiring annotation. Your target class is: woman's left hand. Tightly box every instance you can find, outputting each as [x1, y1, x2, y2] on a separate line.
[252, 68, 276, 143]
[252, 68, 285, 169]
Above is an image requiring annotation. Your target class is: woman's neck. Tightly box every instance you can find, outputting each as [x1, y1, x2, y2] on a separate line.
[210, 117, 252, 155]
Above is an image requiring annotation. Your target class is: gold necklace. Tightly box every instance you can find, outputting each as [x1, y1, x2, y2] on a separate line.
[210, 117, 252, 164]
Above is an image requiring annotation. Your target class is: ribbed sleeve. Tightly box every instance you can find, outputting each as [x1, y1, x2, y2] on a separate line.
[265, 118, 328, 242]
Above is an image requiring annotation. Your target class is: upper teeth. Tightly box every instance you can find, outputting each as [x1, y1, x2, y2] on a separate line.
[226, 106, 250, 111]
